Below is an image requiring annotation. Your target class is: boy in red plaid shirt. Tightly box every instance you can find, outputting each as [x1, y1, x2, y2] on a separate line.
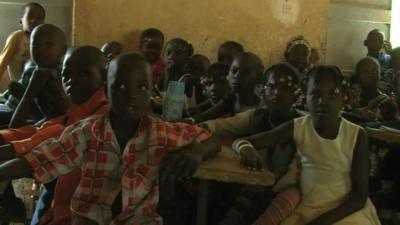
[0, 53, 221, 225]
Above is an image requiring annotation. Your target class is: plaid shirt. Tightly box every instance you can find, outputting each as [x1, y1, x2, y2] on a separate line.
[24, 113, 210, 225]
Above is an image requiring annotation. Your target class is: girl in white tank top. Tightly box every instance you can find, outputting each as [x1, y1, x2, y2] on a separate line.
[233, 66, 381, 225]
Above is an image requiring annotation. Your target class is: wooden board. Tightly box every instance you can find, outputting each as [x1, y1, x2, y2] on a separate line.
[194, 146, 275, 186]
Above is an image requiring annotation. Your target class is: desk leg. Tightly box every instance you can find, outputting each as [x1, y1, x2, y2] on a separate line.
[196, 179, 208, 225]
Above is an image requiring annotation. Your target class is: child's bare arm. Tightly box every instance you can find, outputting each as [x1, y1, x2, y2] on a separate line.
[0, 158, 32, 180]
[161, 135, 221, 178]
[10, 69, 51, 128]
[192, 102, 228, 123]
[232, 121, 294, 171]
[306, 128, 369, 225]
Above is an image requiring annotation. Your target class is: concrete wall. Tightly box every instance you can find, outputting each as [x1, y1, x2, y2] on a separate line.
[72, 0, 329, 66]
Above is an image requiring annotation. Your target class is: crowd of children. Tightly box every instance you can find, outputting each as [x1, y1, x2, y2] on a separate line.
[0, 2, 399, 225]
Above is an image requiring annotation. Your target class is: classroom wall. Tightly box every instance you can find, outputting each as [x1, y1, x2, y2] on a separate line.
[72, 0, 329, 66]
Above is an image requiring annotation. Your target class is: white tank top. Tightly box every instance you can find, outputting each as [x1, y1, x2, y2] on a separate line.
[293, 115, 360, 196]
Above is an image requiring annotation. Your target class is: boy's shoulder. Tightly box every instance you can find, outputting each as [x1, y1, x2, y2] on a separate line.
[7, 30, 26, 42]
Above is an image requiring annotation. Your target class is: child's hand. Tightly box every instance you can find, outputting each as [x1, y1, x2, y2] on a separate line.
[240, 147, 264, 171]
[384, 40, 392, 53]
[161, 150, 202, 179]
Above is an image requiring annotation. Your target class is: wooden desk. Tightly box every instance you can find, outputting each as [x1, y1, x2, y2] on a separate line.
[193, 146, 275, 225]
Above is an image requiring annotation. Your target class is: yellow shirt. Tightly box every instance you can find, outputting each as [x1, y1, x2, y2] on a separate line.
[0, 30, 30, 90]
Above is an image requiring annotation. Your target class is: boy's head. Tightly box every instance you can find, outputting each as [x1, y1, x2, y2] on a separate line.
[390, 47, 400, 71]
[164, 38, 193, 71]
[30, 24, 66, 68]
[264, 63, 299, 114]
[227, 52, 264, 93]
[285, 36, 311, 73]
[20, 2, 45, 33]
[354, 56, 380, 89]
[62, 46, 106, 105]
[107, 53, 153, 120]
[186, 54, 210, 79]
[364, 29, 384, 55]
[101, 41, 123, 63]
[203, 63, 230, 103]
[218, 41, 244, 67]
[306, 65, 348, 119]
[140, 28, 164, 64]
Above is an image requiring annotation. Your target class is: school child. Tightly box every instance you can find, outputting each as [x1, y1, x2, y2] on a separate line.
[204, 63, 302, 225]
[139, 28, 165, 86]
[381, 47, 400, 92]
[233, 65, 381, 225]
[0, 53, 221, 225]
[218, 41, 244, 67]
[284, 36, 311, 81]
[364, 29, 391, 71]
[0, 2, 45, 92]
[0, 23, 66, 127]
[158, 38, 207, 108]
[349, 57, 398, 122]
[186, 54, 210, 79]
[101, 41, 123, 66]
[0, 45, 109, 225]
[189, 52, 264, 123]
[0, 61, 69, 223]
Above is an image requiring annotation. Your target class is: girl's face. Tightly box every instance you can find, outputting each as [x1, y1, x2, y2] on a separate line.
[358, 59, 379, 89]
[390, 55, 400, 71]
[164, 41, 189, 70]
[264, 71, 297, 113]
[227, 57, 258, 92]
[286, 44, 310, 72]
[306, 74, 344, 119]
[203, 72, 230, 103]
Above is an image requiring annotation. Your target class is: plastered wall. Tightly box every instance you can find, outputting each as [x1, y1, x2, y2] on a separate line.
[72, 0, 329, 66]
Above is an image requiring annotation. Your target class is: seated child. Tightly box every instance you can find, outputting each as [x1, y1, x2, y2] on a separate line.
[349, 56, 398, 122]
[158, 38, 206, 107]
[0, 2, 45, 91]
[139, 28, 165, 86]
[190, 52, 264, 123]
[101, 41, 123, 66]
[0, 61, 69, 223]
[186, 54, 210, 79]
[191, 62, 230, 115]
[218, 41, 244, 67]
[364, 29, 391, 71]
[284, 36, 311, 81]
[382, 47, 400, 92]
[234, 65, 381, 225]
[0, 53, 221, 225]
[0, 45, 109, 225]
[0, 24, 67, 127]
[204, 63, 302, 225]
